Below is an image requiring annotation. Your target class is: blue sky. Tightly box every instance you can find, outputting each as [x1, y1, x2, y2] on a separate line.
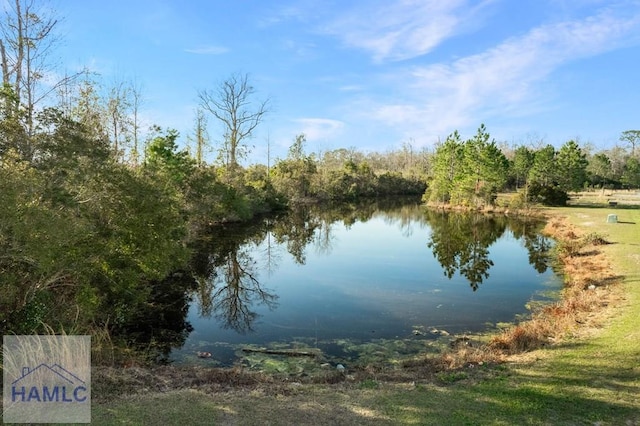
[55, 0, 640, 162]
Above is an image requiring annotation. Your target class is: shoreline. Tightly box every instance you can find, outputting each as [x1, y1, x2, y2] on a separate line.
[93, 207, 619, 398]
[91, 206, 640, 424]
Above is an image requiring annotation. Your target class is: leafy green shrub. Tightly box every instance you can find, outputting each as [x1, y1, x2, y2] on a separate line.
[527, 182, 569, 206]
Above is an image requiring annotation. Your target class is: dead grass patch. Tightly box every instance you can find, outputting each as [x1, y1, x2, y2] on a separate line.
[93, 365, 273, 403]
[487, 216, 622, 355]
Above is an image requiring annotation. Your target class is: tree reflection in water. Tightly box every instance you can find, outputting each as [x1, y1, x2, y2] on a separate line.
[510, 219, 553, 274]
[271, 205, 321, 265]
[191, 199, 553, 335]
[117, 271, 197, 363]
[188, 200, 391, 334]
[118, 199, 555, 363]
[191, 222, 279, 333]
[425, 210, 551, 291]
[426, 210, 551, 291]
[426, 211, 504, 291]
[207, 248, 278, 333]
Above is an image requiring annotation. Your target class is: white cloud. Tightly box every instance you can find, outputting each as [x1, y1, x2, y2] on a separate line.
[184, 45, 229, 55]
[358, 7, 640, 144]
[320, 0, 492, 62]
[282, 39, 318, 58]
[338, 85, 365, 92]
[293, 118, 345, 142]
[258, 3, 315, 27]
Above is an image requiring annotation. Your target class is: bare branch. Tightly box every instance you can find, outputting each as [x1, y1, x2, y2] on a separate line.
[198, 72, 270, 169]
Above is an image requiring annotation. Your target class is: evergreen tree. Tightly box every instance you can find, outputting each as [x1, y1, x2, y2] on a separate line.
[528, 145, 556, 187]
[427, 131, 463, 203]
[512, 145, 534, 189]
[556, 140, 588, 192]
[622, 157, 640, 188]
[427, 125, 507, 206]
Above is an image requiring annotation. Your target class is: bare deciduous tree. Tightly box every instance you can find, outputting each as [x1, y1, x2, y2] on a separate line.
[188, 108, 209, 166]
[198, 73, 270, 170]
[620, 130, 640, 156]
[1, 0, 56, 114]
[0, 0, 82, 158]
[130, 79, 144, 165]
[106, 79, 133, 160]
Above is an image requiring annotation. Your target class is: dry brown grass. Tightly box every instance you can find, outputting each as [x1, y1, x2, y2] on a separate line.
[92, 365, 273, 403]
[402, 214, 622, 366]
[487, 216, 622, 355]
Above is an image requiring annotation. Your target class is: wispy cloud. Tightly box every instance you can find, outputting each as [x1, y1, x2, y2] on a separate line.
[338, 85, 364, 92]
[294, 118, 345, 141]
[320, 0, 492, 62]
[258, 3, 314, 27]
[184, 45, 229, 55]
[282, 39, 318, 59]
[362, 7, 640, 144]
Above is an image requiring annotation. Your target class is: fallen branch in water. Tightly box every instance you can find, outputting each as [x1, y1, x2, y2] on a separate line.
[241, 347, 319, 357]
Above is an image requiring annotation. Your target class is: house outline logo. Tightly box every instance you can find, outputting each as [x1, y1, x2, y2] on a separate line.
[10, 362, 89, 403]
[12, 363, 86, 386]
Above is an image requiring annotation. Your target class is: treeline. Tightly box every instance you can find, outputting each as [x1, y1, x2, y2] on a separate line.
[269, 134, 426, 201]
[425, 125, 640, 207]
[0, 104, 424, 342]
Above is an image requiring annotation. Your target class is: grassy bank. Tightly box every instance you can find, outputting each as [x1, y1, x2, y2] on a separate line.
[91, 207, 640, 425]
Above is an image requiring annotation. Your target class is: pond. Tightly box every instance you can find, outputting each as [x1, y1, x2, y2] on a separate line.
[165, 199, 561, 371]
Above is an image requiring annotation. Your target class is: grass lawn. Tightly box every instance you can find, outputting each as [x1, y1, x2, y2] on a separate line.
[90, 206, 640, 425]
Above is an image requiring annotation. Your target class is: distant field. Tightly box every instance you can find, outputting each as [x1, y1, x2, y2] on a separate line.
[568, 189, 640, 207]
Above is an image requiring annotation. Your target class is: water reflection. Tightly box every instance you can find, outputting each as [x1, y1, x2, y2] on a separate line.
[190, 200, 553, 333]
[271, 206, 321, 264]
[426, 212, 503, 291]
[424, 211, 551, 291]
[190, 222, 278, 333]
[130, 198, 560, 367]
[186, 199, 428, 334]
[118, 271, 196, 363]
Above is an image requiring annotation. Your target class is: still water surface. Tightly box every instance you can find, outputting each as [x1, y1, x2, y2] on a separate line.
[171, 200, 561, 367]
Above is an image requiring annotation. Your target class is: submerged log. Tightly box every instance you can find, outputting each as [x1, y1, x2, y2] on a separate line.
[241, 347, 319, 357]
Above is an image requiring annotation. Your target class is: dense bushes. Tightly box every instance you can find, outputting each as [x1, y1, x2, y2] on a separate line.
[526, 182, 569, 206]
[271, 136, 426, 202]
[0, 117, 281, 338]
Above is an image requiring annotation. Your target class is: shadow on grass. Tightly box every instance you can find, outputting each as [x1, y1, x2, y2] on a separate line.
[567, 203, 640, 210]
[374, 340, 640, 425]
[90, 340, 640, 426]
[92, 387, 395, 426]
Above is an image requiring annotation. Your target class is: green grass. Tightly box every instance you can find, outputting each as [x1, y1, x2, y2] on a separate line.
[90, 206, 640, 425]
